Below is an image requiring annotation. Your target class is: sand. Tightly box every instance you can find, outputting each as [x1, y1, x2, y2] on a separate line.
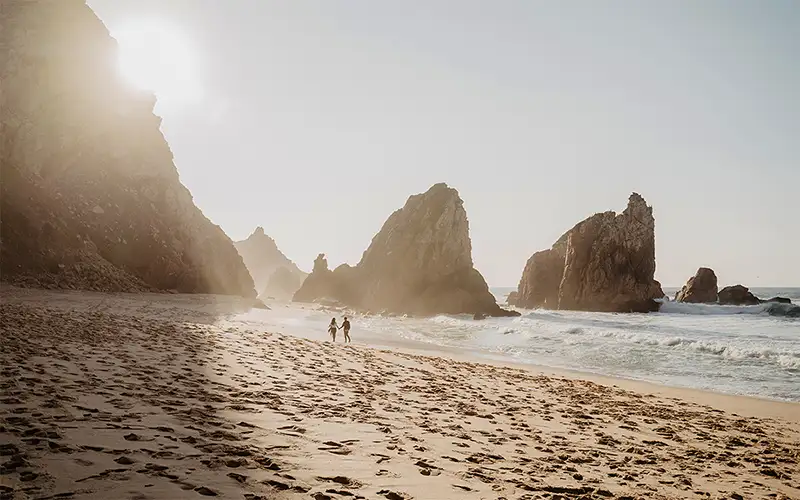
[1, 286, 798, 500]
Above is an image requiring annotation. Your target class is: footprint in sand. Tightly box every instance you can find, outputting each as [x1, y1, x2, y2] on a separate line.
[194, 486, 218, 496]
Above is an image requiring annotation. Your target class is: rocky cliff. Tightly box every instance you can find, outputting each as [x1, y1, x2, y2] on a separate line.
[234, 227, 307, 299]
[512, 236, 568, 309]
[0, 1, 255, 296]
[513, 193, 664, 313]
[293, 184, 517, 317]
[675, 268, 718, 303]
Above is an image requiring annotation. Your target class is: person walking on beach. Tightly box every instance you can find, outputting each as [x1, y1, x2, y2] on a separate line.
[328, 317, 338, 342]
[341, 316, 351, 343]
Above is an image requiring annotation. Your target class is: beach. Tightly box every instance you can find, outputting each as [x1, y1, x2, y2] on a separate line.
[1, 286, 798, 500]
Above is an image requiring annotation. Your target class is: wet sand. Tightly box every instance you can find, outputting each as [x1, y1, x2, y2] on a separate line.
[1, 286, 798, 500]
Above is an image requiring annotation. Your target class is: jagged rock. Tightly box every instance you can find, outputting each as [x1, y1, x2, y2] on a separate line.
[293, 184, 518, 317]
[292, 255, 358, 305]
[505, 291, 519, 306]
[514, 193, 664, 313]
[0, 0, 254, 296]
[718, 285, 761, 306]
[514, 243, 567, 309]
[234, 227, 307, 299]
[675, 268, 718, 303]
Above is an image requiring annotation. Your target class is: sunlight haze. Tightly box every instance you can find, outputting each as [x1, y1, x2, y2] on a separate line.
[87, 0, 800, 287]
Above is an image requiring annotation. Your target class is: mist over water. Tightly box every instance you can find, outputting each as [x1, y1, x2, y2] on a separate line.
[228, 287, 800, 402]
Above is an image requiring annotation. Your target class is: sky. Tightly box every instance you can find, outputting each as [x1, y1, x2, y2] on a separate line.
[86, 0, 799, 287]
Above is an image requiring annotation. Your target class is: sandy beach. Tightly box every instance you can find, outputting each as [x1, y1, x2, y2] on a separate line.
[1, 286, 798, 500]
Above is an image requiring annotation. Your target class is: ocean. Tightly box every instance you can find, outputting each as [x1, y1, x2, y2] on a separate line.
[227, 287, 800, 402]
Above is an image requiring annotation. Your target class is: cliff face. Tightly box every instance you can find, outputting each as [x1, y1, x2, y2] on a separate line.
[559, 194, 663, 312]
[514, 194, 664, 313]
[234, 227, 307, 299]
[675, 268, 718, 303]
[293, 184, 517, 317]
[512, 236, 568, 309]
[0, 1, 255, 296]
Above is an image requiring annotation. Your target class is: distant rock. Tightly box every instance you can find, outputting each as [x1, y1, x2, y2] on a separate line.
[718, 285, 761, 306]
[263, 267, 306, 301]
[765, 297, 792, 304]
[293, 184, 518, 317]
[514, 193, 664, 313]
[0, 0, 254, 297]
[505, 291, 519, 306]
[234, 227, 307, 299]
[675, 268, 718, 303]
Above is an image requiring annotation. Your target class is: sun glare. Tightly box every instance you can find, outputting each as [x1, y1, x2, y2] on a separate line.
[114, 21, 202, 107]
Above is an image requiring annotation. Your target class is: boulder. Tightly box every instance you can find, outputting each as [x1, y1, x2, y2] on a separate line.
[293, 184, 518, 317]
[718, 285, 760, 306]
[513, 193, 664, 313]
[506, 291, 519, 306]
[234, 227, 307, 299]
[675, 268, 718, 303]
[0, 0, 254, 297]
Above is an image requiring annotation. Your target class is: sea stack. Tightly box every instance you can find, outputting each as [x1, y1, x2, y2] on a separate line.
[513, 193, 664, 313]
[234, 227, 307, 299]
[293, 183, 519, 317]
[0, 1, 255, 296]
[675, 267, 719, 303]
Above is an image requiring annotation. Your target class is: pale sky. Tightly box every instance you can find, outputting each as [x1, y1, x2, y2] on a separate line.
[86, 0, 799, 287]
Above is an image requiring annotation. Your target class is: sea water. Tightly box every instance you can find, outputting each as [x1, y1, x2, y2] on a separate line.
[227, 287, 800, 402]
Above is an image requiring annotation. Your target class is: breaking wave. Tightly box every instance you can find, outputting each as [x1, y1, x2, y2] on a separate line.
[658, 300, 800, 318]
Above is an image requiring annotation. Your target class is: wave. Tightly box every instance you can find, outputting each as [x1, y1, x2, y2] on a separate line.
[500, 323, 800, 372]
[658, 300, 800, 318]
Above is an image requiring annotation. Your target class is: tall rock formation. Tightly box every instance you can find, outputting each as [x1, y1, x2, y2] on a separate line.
[513, 193, 664, 313]
[0, 1, 255, 296]
[675, 268, 718, 303]
[234, 227, 307, 299]
[293, 184, 518, 317]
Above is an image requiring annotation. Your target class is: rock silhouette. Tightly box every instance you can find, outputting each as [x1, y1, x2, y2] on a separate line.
[675, 267, 719, 303]
[514, 193, 664, 312]
[0, 0, 254, 296]
[718, 285, 761, 306]
[234, 227, 307, 299]
[294, 184, 518, 317]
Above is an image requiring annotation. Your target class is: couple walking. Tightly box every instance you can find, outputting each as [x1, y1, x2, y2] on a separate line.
[328, 316, 350, 342]
[327, 316, 351, 343]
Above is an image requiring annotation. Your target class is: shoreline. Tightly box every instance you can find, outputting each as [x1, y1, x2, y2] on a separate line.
[2, 285, 799, 499]
[235, 298, 800, 418]
[6, 284, 799, 414]
[357, 340, 800, 423]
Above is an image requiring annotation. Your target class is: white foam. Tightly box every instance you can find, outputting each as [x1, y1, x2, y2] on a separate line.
[658, 301, 768, 316]
[224, 293, 800, 401]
